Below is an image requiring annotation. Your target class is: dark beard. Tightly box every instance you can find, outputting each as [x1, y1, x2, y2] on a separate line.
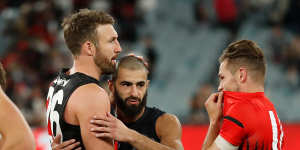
[114, 88, 147, 119]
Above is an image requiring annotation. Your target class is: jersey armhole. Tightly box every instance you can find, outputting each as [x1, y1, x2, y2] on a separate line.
[215, 135, 239, 150]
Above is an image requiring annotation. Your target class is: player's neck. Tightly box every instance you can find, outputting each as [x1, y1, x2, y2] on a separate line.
[239, 83, 264, 93]
[117, 107, 145, 123]
[70, 56, 102, 80]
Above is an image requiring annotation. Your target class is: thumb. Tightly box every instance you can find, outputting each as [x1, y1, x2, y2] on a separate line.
[53, 134, 62, 144]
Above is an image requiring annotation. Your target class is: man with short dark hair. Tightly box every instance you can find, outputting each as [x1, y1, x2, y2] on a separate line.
[52, 55, 184, 150]
[202, 40, 285, 150]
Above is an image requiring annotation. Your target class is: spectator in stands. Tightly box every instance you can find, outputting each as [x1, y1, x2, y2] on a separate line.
[186, 83, 213, 124]
[214, 0, 239, 36]
[193, 0, 208, 23]
[268, 24, 289, 63]
[143, 34, 158, 80]
[283, 0, 300, 34]
[111, 0, 140, 43]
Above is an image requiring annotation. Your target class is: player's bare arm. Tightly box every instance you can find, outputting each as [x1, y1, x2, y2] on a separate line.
[0, 88, 35, 150]
[70, 83, 114, 150]
[201, 92, 239, 150]
[90, 113, 184, 150]
[202, 92, 222, 150]
[51, 134, 81, 150]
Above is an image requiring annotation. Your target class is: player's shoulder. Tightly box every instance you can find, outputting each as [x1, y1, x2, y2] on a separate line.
[156, 113, 181, 131]
[157, 113, 180, 124]
[70, 83, 109, 110]
[74, 83, 107, 98]
[223, 102, 252, 126]
[155, 113, 182, 139]
[225, 102, 250, 115]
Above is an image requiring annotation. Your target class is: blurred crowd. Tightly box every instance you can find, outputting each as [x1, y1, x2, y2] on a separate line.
[0, 0, 299, 128]
[186, 0, 300, 124]
[0, 0, 158, 128]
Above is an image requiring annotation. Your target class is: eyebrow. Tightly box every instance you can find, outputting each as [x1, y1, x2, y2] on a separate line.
[137, 81, 146, 84]
[120, 81, 132, 85]
[120, 81, 145, 85]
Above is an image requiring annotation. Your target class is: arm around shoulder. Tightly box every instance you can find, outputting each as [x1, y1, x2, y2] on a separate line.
[72, 84, 114, 150]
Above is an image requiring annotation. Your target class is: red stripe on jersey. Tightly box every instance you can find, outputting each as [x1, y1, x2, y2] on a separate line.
[47, 118, 52, 136]
[114, 141, 118, 150]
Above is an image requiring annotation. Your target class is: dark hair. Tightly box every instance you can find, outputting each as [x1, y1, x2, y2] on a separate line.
[62, 9, 115, 56]
[219, 40, 266, 82]
[0, 62, 7, 89]
[112, 55, 149, 81]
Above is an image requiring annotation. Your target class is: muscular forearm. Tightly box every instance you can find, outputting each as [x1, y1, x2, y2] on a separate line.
[202, 121, 221, 150]
[127, 129, 177, 150]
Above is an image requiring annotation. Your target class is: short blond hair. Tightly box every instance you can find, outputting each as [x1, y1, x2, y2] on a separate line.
[219, 40, 266, 83]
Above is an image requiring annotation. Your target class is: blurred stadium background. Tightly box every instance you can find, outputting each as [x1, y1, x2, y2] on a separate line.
[0, 0, 299, 149]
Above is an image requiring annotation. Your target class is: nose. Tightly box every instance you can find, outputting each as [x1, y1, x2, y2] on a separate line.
[218, 84, 223, 92]
[130, 85, 138, 97]
[114, 40, 122, 53]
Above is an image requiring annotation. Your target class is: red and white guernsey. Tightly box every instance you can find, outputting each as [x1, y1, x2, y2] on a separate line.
[220, 91, 285, 150]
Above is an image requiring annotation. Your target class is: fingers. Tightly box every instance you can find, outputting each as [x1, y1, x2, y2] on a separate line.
[59, 139, 77, 148]
[51, 135, 82, 150]
[95, 132, 113, 139]
[92, 113, 116, 123]
[52, 134, 62, 144]
[90, 126, 112, 133]
[90, 119, 112, 127]
[52, 139, 79, 150]
[217, 92, 223, 106]
[127, 53, 135, 56]
[93, 115, 108, 121]
[61, 141, 81, 150]
[106, 112, 117, 120]
[205, 93, 218, 105]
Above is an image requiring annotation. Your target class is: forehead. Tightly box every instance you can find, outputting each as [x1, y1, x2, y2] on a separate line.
[96, 24, 118, 40]
[116, 68, 147, 83]
[219, 60, 229, 75]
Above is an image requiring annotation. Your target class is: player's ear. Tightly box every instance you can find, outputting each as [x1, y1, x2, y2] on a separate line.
[82, 41, 96, 56]
[146, 80, 150, 89]
[239, 67, 247, 83]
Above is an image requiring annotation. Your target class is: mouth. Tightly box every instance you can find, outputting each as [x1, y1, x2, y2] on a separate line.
[126, 98, 140, 105]
[111, 56, 118, 65]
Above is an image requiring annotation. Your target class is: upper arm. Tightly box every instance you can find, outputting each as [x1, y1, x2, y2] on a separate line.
[214, 135, 238, 150]
[156, 113, 184, 150]
[72, 84, 113, 150]
[0, 89, 35, 150]
[204, 135, 239, 150]
[219, 104, 246, 146]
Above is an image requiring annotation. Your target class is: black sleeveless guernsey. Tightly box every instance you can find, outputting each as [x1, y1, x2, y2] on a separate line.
[46, 69, 101, 150]
[118, 107, 165, 150]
